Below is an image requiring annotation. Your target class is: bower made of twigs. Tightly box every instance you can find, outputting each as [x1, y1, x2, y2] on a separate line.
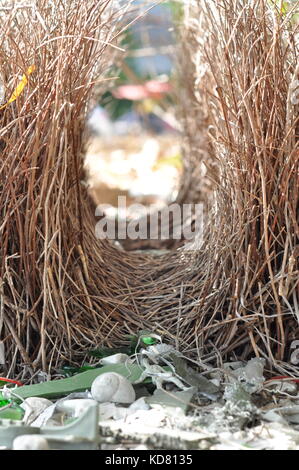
[0, 0, 298, 378]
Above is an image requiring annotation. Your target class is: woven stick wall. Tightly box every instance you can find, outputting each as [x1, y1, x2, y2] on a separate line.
[0, 0, 298, 378]
[178, 0, 299, 373]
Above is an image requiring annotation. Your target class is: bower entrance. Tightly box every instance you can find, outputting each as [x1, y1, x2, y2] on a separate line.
[0, 0, 298, 379]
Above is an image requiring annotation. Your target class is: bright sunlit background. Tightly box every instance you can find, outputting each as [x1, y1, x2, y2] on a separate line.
[84, 1, 182, 224]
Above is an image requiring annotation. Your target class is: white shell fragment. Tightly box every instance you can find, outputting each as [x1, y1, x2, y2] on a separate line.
[100, 354, 131, 365]
[21, 397, 53, 425]
[56, 398, 97, 418]
[13, 435, 49, 450]
[91, 372, 136, 404]
[129, 397, 150, 412]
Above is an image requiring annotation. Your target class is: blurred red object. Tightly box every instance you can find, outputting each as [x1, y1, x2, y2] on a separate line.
[112, 80, 172, 101]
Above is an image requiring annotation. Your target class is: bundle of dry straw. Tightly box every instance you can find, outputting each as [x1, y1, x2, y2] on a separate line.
[179, 0, 299, 373]
[0, 0, 298, 379]
[0, 0, 132, 375]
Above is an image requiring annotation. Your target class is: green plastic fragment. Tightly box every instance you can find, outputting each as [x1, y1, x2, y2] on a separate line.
[15, 363, 145, 401]
[0, 401, 99, 449]
[0, 420, 40, 448]
[41, 402, 99, 450]
[0, 405, 24, 421]
[0, 393, 23, 420]
[0, 399, 10, 407]
[141, 336, 157, 345]
[147, 387, 196, 414]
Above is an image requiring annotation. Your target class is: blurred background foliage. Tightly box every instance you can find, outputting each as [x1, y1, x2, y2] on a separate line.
[98, 1, 181, 123]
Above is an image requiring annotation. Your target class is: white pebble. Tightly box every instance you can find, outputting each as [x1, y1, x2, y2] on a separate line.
[13, 435, 49, 450]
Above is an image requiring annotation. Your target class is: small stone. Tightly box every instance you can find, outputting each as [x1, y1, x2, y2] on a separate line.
[13, 435, 49, 450]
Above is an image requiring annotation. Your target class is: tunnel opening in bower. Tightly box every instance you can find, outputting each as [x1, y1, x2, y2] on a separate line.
[0, 0, 298, 379]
